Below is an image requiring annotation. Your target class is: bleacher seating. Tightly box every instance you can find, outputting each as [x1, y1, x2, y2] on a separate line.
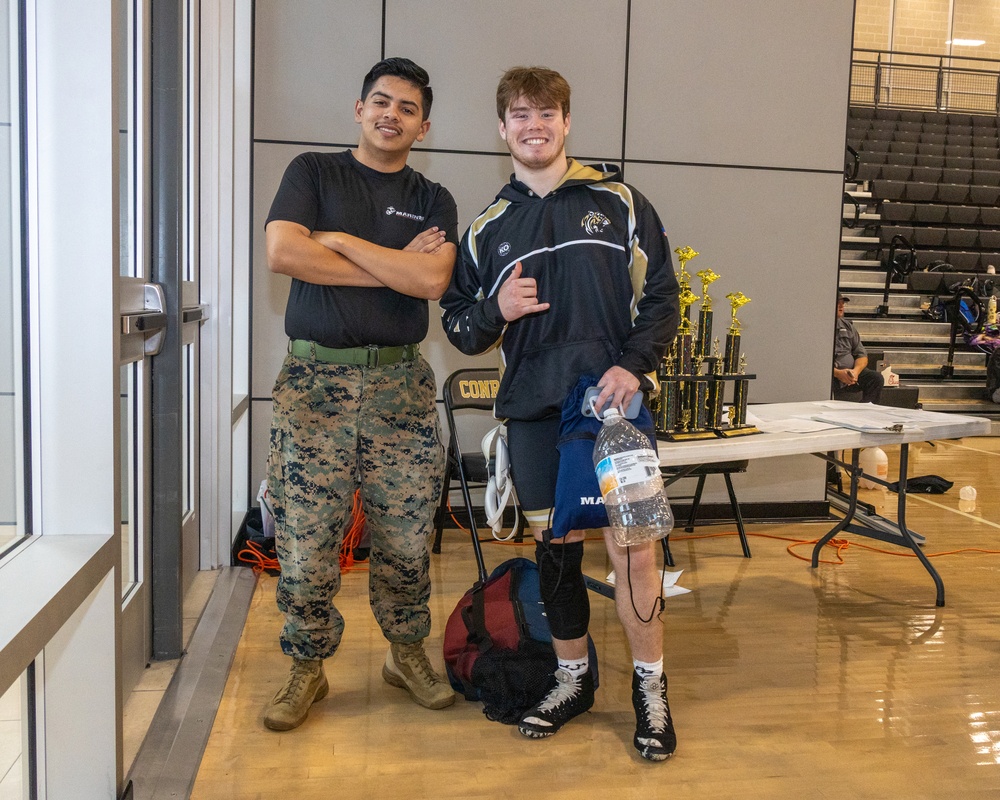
[850, 106, 1000, 235]
[854, 152, 1000, 172]
[880, 202, 1000, 227]
[841, 106, 1000, 415]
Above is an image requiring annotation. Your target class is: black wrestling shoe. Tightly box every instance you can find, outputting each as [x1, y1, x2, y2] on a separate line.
[632, 671, 676, 761]
[518, 668, 595, 738]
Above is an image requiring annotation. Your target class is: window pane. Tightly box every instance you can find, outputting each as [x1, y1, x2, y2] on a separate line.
[118, 0, 135, 279]
[121, 363, 137, 593]
[0, 0, 24, 555]
[0, 672, 29, 800]
[951, 0, 1000, 61]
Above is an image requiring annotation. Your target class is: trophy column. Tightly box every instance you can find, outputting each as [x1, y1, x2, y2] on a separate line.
[723, 291, 749, 374]
[696, 268, 719, 360]
[706, 338, 726, 430]
[718, 293, 759, 438]
[653, 246, 760, 441]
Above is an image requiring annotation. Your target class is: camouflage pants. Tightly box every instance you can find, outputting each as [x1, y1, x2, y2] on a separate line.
[267, 352, 446, 660]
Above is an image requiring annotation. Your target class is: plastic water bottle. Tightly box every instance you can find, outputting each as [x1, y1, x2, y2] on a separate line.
[593, 408, 674, 547]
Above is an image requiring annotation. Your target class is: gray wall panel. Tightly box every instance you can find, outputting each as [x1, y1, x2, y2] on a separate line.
[625, 162, 843, 403]
[406, 149, 511, 235]
[627, 0, 854, 171]
[254, 0, 382, 144]
[250, 1, 856, 506]
[385, 0, 628, 158]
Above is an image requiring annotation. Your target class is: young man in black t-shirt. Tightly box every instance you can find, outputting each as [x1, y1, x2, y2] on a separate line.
[262, 58, 458, 732]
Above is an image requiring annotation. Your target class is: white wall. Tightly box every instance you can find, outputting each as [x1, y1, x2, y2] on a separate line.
[248, 0, 856, 507]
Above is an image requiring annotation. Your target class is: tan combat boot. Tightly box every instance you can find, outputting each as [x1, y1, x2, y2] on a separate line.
[382, 641, 456, 709]
[263, 657, 329, 731]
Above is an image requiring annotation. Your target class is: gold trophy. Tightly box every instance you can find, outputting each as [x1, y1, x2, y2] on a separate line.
[718, 303, 759, 438]
[674, 246, 699, 331]
[656, 291, 697, 441]
[653, 248, 759, 441]
[675, 245, 698, 286]
[695, 268, 720, 360]
[723, 291, 751, 374]
[669, 318, 716, 442]
[655, 354, 678, 433]
[674, 286, 699, 376]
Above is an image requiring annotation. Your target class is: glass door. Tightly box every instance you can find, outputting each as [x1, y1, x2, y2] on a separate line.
[118, 0, 158, 696]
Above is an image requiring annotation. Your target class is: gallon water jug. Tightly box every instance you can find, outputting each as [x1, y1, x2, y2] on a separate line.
[858, 447, 888, 489]
[593, 408, 674, 547]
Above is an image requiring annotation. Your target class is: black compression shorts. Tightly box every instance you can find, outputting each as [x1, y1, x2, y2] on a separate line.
[505, 416, 560, 531]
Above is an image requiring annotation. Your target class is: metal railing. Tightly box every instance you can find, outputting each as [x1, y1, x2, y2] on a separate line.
[851, 48, 1000, 116]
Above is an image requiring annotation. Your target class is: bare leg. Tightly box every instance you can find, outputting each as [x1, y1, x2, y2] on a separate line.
[602, 531, 663, 662]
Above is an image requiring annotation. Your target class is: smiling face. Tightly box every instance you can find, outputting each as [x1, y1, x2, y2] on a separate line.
[499, 96, 570, 173]
[354, 75, 430, 170]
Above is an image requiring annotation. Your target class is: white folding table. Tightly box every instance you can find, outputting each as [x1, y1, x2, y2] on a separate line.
[654, 401, 991, 607]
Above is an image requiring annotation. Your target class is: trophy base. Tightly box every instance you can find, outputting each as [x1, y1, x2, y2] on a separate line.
[717, 425, 761, 438]
[662, 429, 721, 441]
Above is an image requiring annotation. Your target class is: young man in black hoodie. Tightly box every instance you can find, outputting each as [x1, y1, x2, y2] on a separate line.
[440, 66, 680, 761]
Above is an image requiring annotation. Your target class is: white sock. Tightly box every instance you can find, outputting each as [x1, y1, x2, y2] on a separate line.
[634, 658, 663, 679]
[558, 657, 589, 678]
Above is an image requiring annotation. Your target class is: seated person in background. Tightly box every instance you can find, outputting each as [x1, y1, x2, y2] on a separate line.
[986, 346, 1000, 404]
[833, 294, 883, 404]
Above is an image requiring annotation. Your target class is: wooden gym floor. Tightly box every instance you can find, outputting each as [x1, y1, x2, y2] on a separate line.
[191, 437, 1000, 799]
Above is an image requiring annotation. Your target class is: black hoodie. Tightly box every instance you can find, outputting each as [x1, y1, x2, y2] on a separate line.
[440, 160, 680, 421]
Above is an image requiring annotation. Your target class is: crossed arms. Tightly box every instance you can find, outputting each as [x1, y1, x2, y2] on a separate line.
[266, 220, 456, 301]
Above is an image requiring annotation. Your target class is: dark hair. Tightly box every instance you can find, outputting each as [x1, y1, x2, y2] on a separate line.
[496, 66, 570, 120]
[361, 57, 433, 120]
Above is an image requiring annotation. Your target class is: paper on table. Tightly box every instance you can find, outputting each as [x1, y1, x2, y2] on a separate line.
[754, 416, 840, 434]
[606, 569, 691, 597]
[731, 408, 821, 432]
[810, 408, 922, 433]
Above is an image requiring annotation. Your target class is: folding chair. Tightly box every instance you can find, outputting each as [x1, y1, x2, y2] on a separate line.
[431, 368, 522, 561]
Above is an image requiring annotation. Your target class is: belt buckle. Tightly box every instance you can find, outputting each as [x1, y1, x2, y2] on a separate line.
[367, 345, 380, 368]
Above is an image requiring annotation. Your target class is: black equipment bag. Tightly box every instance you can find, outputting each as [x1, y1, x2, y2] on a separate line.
[443, 556, 598, 724]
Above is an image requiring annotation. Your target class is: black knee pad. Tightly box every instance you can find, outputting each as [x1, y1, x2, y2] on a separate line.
[536, 540, 590, 640]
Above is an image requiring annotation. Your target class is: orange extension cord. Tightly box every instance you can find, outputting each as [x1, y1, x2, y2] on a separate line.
[237, 539, 280, 575]
[340, 488, 368, 573]
[239, 488, 370, 575]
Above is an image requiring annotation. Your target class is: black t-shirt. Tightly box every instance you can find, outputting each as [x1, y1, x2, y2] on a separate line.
[266, 150, 459, 347]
